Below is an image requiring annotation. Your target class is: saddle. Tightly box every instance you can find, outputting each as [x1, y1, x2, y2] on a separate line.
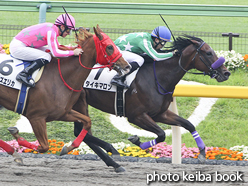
[83, 64, 139, 116]
[0, 54, 44, 114]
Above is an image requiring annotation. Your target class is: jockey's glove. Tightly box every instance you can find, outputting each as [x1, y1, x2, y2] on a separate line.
[173, 49, 180, 56]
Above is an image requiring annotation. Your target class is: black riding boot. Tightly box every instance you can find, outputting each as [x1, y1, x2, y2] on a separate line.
[110, 62, 140, 89]
[16, 58, 49, 87]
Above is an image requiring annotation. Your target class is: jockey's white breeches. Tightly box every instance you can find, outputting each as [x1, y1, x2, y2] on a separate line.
[119, 50, 144, 67]
[9, 38, 51, 61]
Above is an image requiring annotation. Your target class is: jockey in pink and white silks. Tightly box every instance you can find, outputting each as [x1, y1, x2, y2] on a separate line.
[9, 14, 83, 87]
[111, 26, 177, 89]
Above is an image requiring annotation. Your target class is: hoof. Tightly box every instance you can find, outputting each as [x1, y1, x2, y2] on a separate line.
[114, 166, 126, 173]
[198, 148, 206, 164]
[128, 135, 140, 146]
[60, 146, 69, 156]
[8, 127, 19, 135]
[14, 158, 24, 165]
[12, 151, 23, 165]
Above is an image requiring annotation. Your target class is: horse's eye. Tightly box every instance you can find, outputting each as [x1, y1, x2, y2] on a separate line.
[107, 46, 114, 50]
[206, 52, 212, 56]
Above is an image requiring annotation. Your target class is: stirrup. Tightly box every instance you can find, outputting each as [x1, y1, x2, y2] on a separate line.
[110, 79, 129, 89]
[16, 75, 35, 88]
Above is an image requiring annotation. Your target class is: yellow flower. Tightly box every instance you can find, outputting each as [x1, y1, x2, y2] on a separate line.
[118, 149, 124, 154]
[124, 153, 131, 156]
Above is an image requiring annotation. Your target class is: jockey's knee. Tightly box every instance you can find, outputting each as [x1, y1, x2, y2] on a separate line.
[40, 52, 52, 62]
[156, 131, 166, 143]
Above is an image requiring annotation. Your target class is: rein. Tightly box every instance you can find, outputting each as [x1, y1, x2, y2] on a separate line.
[153, 61, 173, 95]
[58, 54, 111, 93]
[78, 54, 112, 70]
[76, 39, 113, 70]
[57, 59, 82, 92]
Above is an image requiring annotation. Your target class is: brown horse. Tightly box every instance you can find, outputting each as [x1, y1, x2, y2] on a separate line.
[72, 35, 231, 163]
[0, 25, 130, 171]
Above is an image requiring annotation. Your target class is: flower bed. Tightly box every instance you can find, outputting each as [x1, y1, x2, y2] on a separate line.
[216, 50, 247, 70]
[0, 43, 10, 54]
[0, 139, 247, 161]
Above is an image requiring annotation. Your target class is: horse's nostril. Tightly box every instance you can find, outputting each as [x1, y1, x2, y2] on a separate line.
[224, 71, 231, 77]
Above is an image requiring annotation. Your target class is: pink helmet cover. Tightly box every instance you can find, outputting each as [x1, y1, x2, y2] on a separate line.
[55, 14, 75, 30]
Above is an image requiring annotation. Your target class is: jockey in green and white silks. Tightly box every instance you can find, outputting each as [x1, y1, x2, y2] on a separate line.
[110, 26, 175, 89]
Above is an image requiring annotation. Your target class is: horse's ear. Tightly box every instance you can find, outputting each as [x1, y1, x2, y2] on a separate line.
[93, 25, 103, 40]
[78, 27, 84, 32]
[191, 40, 200, 46]
[96, 24, 103, 33]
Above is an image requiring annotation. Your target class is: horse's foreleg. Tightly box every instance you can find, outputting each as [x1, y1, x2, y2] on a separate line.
[60, 110, 91, 154]
[74, 122, 119, 155]
[154, 110, 206, 162]
[27, 118, 50, 153]
[73, 122, 123, 172]
[128, 113, 165, 150]
[86, 141, 125, 173]
[83, 133, 120, 156]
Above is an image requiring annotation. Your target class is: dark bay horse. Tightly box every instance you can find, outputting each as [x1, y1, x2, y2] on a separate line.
[72, 35, 231, 163]
[0, 25, 130, 171]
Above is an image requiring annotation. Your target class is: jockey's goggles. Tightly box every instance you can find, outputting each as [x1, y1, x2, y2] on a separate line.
[65, 27, 72, 35]
[159, 40, 166, 46]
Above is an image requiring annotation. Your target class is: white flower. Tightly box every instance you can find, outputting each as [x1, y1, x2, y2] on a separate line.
[64, 141, 131, 155]
[216, 50, 246, 70]
[230, 145, 248, 160]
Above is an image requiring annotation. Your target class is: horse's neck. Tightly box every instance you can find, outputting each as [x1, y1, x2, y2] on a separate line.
[152, 58, 186, 91]
[53, 56, 92, 90]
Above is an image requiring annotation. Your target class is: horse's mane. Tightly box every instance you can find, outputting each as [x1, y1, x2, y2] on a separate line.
[76, 27, 94, 46]
[166, 35, 204, 53]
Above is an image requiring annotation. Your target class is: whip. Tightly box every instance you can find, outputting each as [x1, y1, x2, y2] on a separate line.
[62, 6, 79, 40]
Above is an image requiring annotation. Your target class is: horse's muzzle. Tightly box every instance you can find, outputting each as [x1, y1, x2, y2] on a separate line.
[214, 69, 231, 82]
[211, 57, 231, 82]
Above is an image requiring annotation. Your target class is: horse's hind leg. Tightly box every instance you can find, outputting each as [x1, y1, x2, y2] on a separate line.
[154, 110, 206, 162]
[0, 139, 23, 164]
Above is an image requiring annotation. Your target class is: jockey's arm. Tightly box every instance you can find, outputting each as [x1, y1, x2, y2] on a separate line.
[140, 39, 173, 61]
[47, 31, 74, 57]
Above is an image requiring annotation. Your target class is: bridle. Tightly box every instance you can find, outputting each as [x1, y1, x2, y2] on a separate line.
[58, 31, 123, 92]
[78, 34, 122, 70]
[178, 41, 221, 78]
[154, 40, 224, 95]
